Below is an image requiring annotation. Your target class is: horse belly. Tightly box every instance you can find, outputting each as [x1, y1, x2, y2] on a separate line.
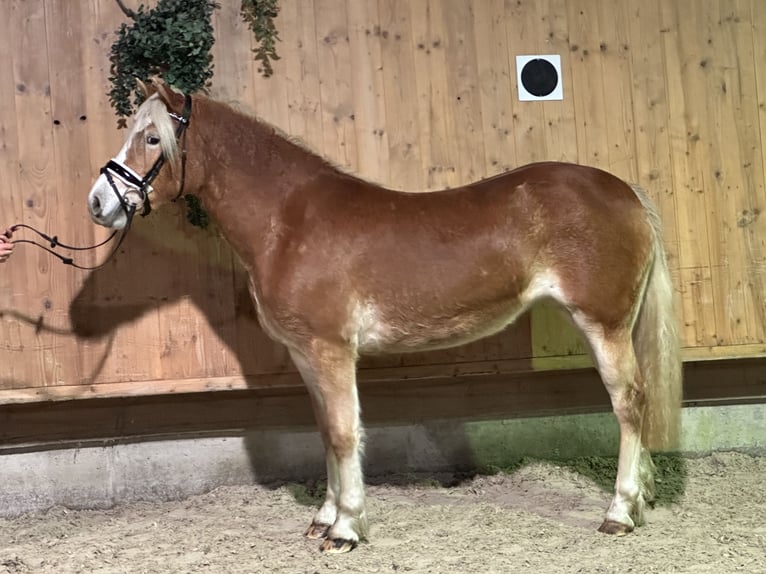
[354, 299, 529, 355]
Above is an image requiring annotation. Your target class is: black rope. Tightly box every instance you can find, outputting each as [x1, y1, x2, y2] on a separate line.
[10, 223, 117, 251]
[10, 208, 135, 271]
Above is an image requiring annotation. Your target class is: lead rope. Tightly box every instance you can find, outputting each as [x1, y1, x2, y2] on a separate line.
[10, 207, 136, 271]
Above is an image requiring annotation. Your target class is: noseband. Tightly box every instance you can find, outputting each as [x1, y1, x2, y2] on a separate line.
[100, 94, 192, 219]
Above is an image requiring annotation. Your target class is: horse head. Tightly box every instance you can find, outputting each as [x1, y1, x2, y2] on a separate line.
[88, 78, 192, 229]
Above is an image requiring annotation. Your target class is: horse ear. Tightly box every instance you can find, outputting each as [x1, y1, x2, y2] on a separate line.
[135, 78, 155, 98]
[150, 76, 186, 113]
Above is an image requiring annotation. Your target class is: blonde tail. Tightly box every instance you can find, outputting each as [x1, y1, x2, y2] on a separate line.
[631, 184, 683, 451]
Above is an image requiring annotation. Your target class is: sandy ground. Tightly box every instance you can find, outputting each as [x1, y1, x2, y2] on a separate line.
[0, 451, 764, 574]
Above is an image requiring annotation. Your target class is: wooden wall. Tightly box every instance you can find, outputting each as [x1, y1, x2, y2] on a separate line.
[1, 0, 766, 406]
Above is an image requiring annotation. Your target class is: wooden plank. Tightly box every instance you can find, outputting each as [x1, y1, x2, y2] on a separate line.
[626, 0, 682, 317]
[0, 1, 28, 389]
[596, 0, 637, 182]
[1, 358, 764, 447]
[377, 0, 424, 190]
[540, 0, 578, 164]
[505, 0, 548, 165]
[9, 0, 59, 388]
[4, 340, 763, 406]
[696, 0, 744, 346]
[755, 0, 766, 232]
[567, 0, 609, 170]
[313, 0, 356, 168]
[282, 0, 325, 152]
[408, 0, 457, 190]
[442, 0, 484, 185]
[44, 0, 108, 390]
[210, 0, 257, 107]
[346, 0, 390, 185]
[709, 0, 766, 345]
[660, 1, 717, 347]
[472, 0, 517, 175]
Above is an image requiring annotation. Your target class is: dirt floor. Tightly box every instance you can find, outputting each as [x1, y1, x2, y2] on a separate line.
[0, 451, 764, 574]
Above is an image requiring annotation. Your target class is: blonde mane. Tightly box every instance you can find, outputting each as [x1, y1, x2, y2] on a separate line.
[138, 95, 180, 169]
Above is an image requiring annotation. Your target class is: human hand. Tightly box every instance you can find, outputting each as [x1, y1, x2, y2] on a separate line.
[0, 228, 13, 262]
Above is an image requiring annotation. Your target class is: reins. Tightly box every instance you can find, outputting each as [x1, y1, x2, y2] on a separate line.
[9, 214, 134, 271]
[9, 94, 192, 271]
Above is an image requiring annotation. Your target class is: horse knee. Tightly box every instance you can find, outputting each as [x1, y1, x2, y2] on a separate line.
[323, 417, 364, 458]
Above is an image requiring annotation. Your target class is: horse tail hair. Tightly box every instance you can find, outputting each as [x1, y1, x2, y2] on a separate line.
[630, 184, 683, 451]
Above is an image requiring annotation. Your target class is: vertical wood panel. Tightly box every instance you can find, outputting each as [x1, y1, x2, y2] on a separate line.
[282, 1, 324, 152]
[409, 0, 457, 190]
[567, 0, 609, 169]
[596, 0, 637, 182]
[712, 0, 766, 344]
[0, 2, 29, 388]
[540, 0, 578, 164]
[378, 0, 424, 190]
[45, 0, 100, 387]
[626, 0, 683, 323]
[443, 1, 484, 184]
[661, 1, 717, 346]
[314, 0, 356, 168]
[507, 0, 548, 165]
[11, 0, 59, 387]
[346, 0, 390, 185]
[473, 0, 518, 174]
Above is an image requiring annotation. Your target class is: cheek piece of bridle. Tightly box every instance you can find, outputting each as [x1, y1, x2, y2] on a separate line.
[10, 95, 192, 271]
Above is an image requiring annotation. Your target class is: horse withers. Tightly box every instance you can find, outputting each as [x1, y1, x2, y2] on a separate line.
[87, 79, 682, 553]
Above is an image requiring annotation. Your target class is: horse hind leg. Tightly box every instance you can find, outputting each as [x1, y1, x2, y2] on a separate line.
[582, 325, 653, 534]
[290, 344, 367, 553]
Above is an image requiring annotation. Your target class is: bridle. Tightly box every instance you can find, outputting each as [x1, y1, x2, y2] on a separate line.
[11, 94, 192, 271]
[100, 94, 192, 219]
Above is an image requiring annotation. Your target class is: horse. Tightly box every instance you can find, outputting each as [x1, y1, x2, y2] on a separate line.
[87, 78, 682, 553]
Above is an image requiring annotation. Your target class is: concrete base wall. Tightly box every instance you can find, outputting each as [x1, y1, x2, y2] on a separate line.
[1, 404, 764, 517]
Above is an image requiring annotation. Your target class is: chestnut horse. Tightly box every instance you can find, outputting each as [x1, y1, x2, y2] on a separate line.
[87, 80, 682, 553]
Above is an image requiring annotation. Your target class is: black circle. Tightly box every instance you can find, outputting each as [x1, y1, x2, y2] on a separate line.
[520, 58, 559, 97]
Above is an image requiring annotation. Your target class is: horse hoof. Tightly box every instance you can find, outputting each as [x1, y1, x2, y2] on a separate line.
[320, 537, 358, 554]
[598, 519, 634, 536]
[305, 522, 330, 539]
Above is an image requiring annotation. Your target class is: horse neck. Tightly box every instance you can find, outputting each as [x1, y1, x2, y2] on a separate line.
[187, 97, 327, 263]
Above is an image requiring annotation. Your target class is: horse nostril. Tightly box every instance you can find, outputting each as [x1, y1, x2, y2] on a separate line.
[91, 195, 102, 215]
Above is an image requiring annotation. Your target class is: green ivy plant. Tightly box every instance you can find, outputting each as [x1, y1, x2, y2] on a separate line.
[240, 0, 280, 77]
[108, 0, 281, 227]
[109, 0, 218, 128]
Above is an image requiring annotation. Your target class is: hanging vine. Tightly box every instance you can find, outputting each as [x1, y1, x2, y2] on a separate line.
[240, 0, 281, 77]
[108, 0, 281, 125]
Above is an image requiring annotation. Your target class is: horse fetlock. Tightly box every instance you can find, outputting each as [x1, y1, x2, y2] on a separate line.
[327, 510, 367, 545]
[313, 501, 338, 528]
[632, 493, 647, 527]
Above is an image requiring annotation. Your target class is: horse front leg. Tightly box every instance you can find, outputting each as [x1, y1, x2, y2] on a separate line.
[302, 383, 341, 540]
[290, 344, 368, 553]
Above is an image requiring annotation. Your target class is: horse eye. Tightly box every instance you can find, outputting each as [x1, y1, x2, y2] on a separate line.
[146, 135, 161, 146]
